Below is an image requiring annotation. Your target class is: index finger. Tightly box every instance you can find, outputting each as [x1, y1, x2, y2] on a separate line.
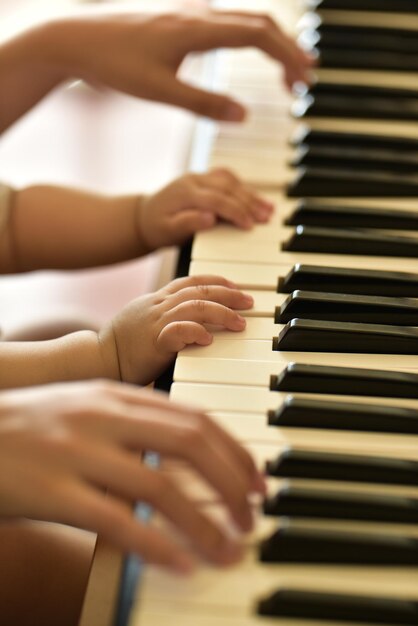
[181, 13, 312, 85]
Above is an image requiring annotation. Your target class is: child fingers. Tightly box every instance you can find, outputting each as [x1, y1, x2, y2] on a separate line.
[167, 284, 254, 311]
[200, 169, 274, 223]
[157, 321, 213, 352]
[195, 188, 254, 229]
[163, 274, 239, 294]
[163, 300, 246, 332]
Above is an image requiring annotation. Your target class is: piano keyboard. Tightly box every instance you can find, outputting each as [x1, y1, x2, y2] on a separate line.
[121, 1, 418, 624]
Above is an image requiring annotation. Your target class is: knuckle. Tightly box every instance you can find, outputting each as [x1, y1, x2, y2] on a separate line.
[196, 283, 211, 298]
[147, 474, 173, 505]
[177, 423, 206, 451]
[192, 299, 206, 315]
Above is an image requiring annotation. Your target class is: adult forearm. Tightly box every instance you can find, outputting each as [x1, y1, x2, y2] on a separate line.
[0, 21, 68, 134]
[0, 330, 118, 389]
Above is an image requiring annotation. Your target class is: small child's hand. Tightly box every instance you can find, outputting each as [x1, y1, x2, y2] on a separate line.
[100, 275, 253, 385]
[136, 168, 274, 250]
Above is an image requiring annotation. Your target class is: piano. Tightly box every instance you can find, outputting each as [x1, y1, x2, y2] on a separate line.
[91, 1, 418, 624]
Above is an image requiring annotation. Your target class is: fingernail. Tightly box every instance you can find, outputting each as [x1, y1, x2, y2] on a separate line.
[201, 212, 215, 227]
[233, 315, 246, 330]
[219, 539, 244, 566]
[242, 294, 254, 306]
[253, 473, 267, 495]
[238, 506, 254, 533]
[222, 101, 246, 122]
[256, 209, 272, 223]
[226, 279, 239, 289]
[202, 333, 213, 345]
[255, 198, 274, 209]
[242, 219, 254, 230]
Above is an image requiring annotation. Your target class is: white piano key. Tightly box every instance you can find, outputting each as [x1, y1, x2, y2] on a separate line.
[192, 236, 418, 271]
[209, 409, 418, 452]
[170, 382, 418, 419]
[174, 352, 418, 393]
[177, 339, 418, 370]
[237, 294, 283, 318]
[315, 68, 418, 92]
[299, 9, 418, 31]
[174, 354, 417, 386]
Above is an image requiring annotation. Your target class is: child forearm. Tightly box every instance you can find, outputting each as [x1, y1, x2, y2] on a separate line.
[0, 330, 118, 389]
[1, 185, 149, 273]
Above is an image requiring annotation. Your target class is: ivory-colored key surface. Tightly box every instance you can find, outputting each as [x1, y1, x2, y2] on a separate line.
[178, 339, 418, 369]
[190, 260, 418, 290]
[170, 383, 418, 416]
[315, 68, 418, 91]
[174, 355, 418, 386]
[192, 237, 418, 270]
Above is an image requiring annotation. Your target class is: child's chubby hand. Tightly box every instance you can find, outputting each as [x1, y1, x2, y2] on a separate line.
[99, 275, 253, 385]
[136, 168, 274, 250]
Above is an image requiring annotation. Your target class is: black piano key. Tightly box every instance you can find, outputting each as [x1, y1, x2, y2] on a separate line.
[293, 93, 418, 122]
[290, 144, 418, 172]
[306, 0, 418, 12]
[266, 449, 418, 486]
[268, 396, 418, 434]
[319, 48, 418, 73]
[282, 226, 418, 257]
[309, 82, 418, 100]
[278, 265, 418, 297]
[287, 168, 418, 198]
[270, 363, 418, 398]
[257, 589, 418, 625]
[284, 201, 418, 229]
[313, 24, 418, 55]
[276, 291, 418, 325]
[263, 485, 418, 524]
[291, 128, 418, 153]
[259, 524, 418, 564]
[274, 318, 418, 354]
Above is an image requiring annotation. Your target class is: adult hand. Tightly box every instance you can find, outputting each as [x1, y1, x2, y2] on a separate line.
[0, 380, 265, 571]
[48, 10, 314, 120]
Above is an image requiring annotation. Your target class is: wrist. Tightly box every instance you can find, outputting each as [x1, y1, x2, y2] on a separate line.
[134, 194, 156, 254]
[98, 325, 123, 382]
[16, 20, 71, 84]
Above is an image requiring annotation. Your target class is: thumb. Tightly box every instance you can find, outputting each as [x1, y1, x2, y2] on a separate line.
[165, 76, 247, 121]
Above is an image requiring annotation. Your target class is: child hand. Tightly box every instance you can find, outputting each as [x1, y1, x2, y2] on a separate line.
[100, 275, 253, 385]
[136, 168, 275, 250]
[0, 380, 265, 571]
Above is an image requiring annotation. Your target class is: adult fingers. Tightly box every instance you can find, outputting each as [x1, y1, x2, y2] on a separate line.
[47, 477, 197, 573]
[160, 72, 247, 122]
[181, 14, 312, 86]
[60, 444, 246, 563]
